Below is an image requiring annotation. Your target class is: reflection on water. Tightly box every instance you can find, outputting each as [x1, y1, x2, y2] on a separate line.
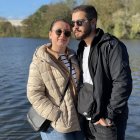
[0, 38, 140, 140]
[124, 40, 140, 72]
[0, 38, 46, 140]
[122, 40, 140, 140]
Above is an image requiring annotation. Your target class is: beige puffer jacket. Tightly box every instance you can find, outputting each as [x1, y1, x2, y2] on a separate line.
[27, 44, 81, 133]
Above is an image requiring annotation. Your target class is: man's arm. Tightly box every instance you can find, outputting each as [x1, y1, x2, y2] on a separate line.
[106, 40, 132, 120]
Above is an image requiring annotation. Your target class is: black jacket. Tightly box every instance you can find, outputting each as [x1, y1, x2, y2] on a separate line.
[77, 28, 132, 122]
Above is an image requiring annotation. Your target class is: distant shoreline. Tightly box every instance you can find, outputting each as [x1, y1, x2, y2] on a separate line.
[7, 19, 23, 27]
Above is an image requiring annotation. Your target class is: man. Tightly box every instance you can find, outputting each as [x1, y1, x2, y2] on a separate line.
[71, 5, 132, 140]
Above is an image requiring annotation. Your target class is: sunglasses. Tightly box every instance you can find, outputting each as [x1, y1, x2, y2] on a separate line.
[71, 19, 89, 27]
[54, 29, 71, 37]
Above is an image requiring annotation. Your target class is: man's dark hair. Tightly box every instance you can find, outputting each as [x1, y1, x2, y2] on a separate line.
[72, 5, 98, 20]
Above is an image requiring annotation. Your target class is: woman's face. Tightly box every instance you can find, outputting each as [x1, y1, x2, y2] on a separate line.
[49, 21, 71, 49]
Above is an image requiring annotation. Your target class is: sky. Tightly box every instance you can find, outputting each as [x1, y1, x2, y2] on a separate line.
[0, 0, 60, 20]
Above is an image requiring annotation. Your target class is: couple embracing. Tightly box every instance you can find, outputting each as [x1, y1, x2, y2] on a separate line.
[27, 5, 132, 140]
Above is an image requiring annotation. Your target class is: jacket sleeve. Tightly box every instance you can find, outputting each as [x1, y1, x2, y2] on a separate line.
[107, 40, 132, 120]
[27, 62, 61, 122]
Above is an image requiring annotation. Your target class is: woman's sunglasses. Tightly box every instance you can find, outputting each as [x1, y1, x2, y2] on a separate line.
[71, 19, 89, 27]
[54, 29, 71, 37]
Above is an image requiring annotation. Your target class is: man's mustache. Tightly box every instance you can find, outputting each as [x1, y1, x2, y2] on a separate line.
[73, 29, 81, 33]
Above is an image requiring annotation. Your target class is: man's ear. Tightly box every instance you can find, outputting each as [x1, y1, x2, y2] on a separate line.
[91, 18, 97, 25]
[91, 18, 97, 29]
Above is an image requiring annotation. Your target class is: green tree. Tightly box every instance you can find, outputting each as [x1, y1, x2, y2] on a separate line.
[112, 10, 128, 38]
[22, 3, 71, 38]
[0, 21, 18, 37]
[22, 5, 49, 37]
[85, 0, 123, 33]
[130, 13, 140, 39]
[64, 0, 77, 9]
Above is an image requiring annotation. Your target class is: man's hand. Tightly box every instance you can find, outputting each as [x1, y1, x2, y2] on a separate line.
[94, 118, 113, 126]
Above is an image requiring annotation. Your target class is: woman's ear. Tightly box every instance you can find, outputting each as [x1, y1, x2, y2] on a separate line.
[49, 31, 52, 40]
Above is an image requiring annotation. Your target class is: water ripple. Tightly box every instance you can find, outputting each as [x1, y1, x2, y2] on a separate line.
[0, 38, 140, 140]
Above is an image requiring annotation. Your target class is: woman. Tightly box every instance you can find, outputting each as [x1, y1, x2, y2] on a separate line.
[27, 18, 85, 140]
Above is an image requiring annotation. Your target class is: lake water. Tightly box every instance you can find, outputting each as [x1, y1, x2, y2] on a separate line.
[0, 38, 139, 140]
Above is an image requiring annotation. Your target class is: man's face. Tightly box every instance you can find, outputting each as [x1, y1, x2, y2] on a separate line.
[72, 11, 92, 40]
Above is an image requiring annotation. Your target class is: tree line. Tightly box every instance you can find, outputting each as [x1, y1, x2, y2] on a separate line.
[0, 0, 140, 39]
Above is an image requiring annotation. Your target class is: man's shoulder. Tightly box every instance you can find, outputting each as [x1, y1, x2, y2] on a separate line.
[102, 33, 119, 43]
[101, 33, 125, 50]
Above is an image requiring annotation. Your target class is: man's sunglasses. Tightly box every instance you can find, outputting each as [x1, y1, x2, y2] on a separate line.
[54, 29, 71, 37]
[71, 19, 89, 27]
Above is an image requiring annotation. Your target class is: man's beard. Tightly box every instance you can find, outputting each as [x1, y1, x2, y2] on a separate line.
[75, 25, 92, 40]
